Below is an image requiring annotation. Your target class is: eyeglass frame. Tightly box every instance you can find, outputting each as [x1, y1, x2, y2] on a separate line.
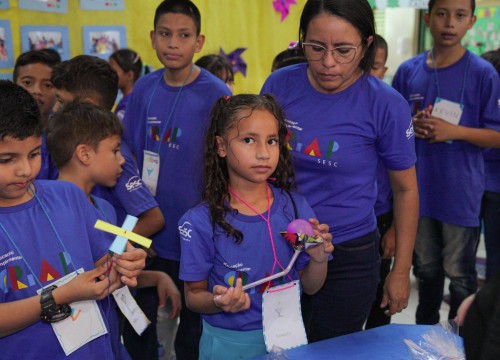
[301, 42, 362, 64]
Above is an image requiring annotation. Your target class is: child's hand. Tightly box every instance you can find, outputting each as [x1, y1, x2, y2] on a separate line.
[306, 218, 333, 263]
[113, 242, 147, 287]
[61, 264, 121, 303]
[455, 293, 476, 326]
[212, 278, 250, 313]
[422, 115, 461, 144]
[412, 105, 433, 139]
[156, 272, 182, 319]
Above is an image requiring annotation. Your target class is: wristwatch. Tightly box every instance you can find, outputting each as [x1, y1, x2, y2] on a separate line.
[40, 285, 72, 323]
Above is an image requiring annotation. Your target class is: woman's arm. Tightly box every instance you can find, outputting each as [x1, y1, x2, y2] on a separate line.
[381, 166, 419, 315]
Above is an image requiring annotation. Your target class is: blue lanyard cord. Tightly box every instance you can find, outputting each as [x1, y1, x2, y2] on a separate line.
[31, 186, 78, 274]
[430, 49, 471, 106]
[144, 64, 195, 154]
[0, 222, 44, 289]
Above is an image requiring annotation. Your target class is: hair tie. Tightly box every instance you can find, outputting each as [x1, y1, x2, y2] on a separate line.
[132, 54, 140, 64]
[288, 41, 299, 50]
[224, 95, 231, 102]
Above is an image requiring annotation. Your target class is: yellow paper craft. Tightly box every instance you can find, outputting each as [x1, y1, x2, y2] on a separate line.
[94, 220, 152, 249]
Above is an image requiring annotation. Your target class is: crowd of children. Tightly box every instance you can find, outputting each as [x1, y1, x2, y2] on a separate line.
[1, 0, 500, 359]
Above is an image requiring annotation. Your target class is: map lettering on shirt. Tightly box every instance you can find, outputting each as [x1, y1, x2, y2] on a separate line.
[0, 250, 72, 294]
[285, 119, 340, 167]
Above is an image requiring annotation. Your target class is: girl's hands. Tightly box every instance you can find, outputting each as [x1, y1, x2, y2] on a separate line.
[212, 278, 250, 313]
[306, 218, 333, 263]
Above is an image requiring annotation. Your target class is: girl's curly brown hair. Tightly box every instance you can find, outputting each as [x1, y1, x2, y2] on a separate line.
[204, 93, 295, 243]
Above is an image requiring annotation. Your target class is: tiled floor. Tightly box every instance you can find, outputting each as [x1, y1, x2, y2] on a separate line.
[391, 236, 486, 325]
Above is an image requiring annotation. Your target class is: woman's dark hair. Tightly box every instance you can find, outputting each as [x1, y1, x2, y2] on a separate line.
[204, 94, 295, 243]
[109, 48, 143, 82]
[299, 0, 376, 74]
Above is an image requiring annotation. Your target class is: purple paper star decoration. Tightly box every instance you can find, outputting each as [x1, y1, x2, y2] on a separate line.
[273, 0, 297, 22]
[220, 47, 247, 77]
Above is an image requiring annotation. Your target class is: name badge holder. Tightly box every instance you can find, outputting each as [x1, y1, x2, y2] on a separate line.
[37, 269, 108, 356]
[142, 150, 160, 196]
[262, 280, 308, 351]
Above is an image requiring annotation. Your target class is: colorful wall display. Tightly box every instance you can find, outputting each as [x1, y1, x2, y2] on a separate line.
[0, 19, 13, 68]
[21, 25, 70, 60]
[2, 1, 499, 93]
[82, 25, 126, 60]
[80, 0, 124, 11]
[19, 0, 67, 13]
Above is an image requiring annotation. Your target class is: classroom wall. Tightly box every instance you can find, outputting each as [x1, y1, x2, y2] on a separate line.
[2, 1, 499, 94]
[1, 0, 308, 94]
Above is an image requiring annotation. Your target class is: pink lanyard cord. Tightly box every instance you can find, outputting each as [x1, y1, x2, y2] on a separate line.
[228, 183, 292, 281]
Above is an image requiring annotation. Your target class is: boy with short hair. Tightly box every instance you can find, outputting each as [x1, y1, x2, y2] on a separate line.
[371, 34, 388, 81]
[0, 80, 145, 359]
[122, 0, 231, 358]
[392, 0, 500, 324]
[14, 49, 61, 126]
[14, 49, 61, 180]
[50, 55, 165, 240]
[50, 57, 181, 359]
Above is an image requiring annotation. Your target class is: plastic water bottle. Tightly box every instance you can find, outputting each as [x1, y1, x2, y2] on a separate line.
[157, 301, 179, 360]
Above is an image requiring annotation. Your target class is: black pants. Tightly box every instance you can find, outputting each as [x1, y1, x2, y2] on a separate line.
[123, 257, 201, 360]
[365, 210, 393, 329]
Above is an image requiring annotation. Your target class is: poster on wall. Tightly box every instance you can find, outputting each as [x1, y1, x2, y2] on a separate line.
[0, 20, 14, 68]
[19, 0, 68, 13]
[374, 0, 427, 9]
[21, 26, 70, 60]
[83, 26, 126, 60]
[80, 0, 124, 11]
[0, 0, 10, 10]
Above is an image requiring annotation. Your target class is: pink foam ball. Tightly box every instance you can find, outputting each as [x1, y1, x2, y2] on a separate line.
[287, 219, 314, 237]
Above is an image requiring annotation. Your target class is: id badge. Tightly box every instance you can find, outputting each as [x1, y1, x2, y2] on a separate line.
[431, 97, 463, 125]
[113, 286, 151, 335]
[37, 268, 108, 356]
[262, 280, 307, 352]
[142, 150, 160, 196]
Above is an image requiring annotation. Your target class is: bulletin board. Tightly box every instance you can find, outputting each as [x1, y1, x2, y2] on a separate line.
[0, 0, 308, 94]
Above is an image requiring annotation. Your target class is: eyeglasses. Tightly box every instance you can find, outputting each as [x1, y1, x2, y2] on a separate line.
[301, 42, 361, 64]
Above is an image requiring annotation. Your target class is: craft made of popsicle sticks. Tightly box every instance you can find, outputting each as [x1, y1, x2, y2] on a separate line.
[94, 215, 152, 255]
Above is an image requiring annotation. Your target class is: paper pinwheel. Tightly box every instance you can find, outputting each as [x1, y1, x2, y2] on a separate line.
[273, 0, 297, 22]
[94, 215, 152, 255]
[281, 231, 324, 251]
[241, 224, 322, 291]
[220, 47, 247, 77]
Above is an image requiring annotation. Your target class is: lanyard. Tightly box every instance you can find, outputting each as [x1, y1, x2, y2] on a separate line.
[228, 184, 292, 282]
[430, 49, 471, 107]
[0, 185, 78, 289]
[144, 64, 194, 154]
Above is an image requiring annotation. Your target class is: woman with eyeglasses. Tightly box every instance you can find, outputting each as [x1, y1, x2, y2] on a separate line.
[261, 0, 419, 342]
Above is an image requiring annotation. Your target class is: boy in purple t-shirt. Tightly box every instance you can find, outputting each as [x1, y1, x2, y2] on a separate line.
[392, 0, 500, 324]
[122, 1, 231, 358]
